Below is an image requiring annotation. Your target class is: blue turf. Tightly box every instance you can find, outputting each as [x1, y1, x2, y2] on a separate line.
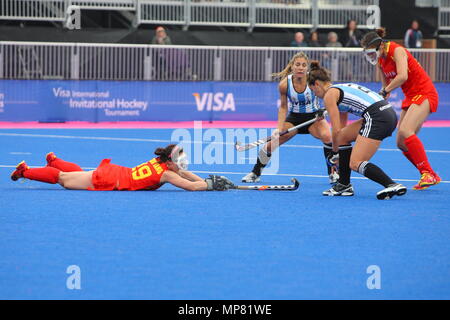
[0, 128, 449, 299]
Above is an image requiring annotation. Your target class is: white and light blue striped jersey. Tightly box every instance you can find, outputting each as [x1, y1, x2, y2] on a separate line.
[330, 83, 384, 117]
[287, 74, 320, 113]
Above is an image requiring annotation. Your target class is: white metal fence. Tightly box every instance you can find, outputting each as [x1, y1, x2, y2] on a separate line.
[439, 0, 450, 30]
[0, 0, 67, 21]
[0, 0, 380, 29]
[70, 0, 136, 10]
[1, 41, 449, 82]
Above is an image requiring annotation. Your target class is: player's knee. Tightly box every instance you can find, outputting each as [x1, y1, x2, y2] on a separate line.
[336, 136, 349, 147]
[397, 128, 414, 141]
[396, 134, 408, 151]
[320, 131, 332, 144]
[396, 140, 407, 151]
[278, 132, 293, 144]
[349, 159, 361, 172]
[58, 172, 67, 187]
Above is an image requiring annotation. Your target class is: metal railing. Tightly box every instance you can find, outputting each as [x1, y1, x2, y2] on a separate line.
[0, 0, 67, 21]
[0, 0, 380, 29]
[439, 0, 450, 30]
[70, 0, 136, 10]
[1, 41, 450, 82]
[138, 0, 381, 29]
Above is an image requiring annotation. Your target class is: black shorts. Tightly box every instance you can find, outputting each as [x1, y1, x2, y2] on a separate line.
[285, 112, 318, 135]
[359, 101, 398, 140]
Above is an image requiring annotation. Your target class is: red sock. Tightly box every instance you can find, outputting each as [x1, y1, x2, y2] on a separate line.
[404, 134, 434, 174]
[23, 166, 61, 184]
[402, 150, 416, 168]
[48, 158, 82, 172]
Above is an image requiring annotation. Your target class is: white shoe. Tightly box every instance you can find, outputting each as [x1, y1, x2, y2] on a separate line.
[323, 183, 354, 196]
[241, 172, 260, 183]
[376, 183, 407, 200]
[329, 171, 339, 184]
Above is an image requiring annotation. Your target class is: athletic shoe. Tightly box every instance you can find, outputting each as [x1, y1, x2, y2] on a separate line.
[241, 172, 260, 183]
[322, 182, 354, 196]
[376, 183, 407, 200]
[46, 152, 57, 165]
[10, 161, 29, 181]
[412, 172, 440, 190]
[329, 171, 339, 184]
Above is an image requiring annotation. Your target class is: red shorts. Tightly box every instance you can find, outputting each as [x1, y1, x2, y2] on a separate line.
[402, 91, 439, 113]
[89, 159, 130, 191]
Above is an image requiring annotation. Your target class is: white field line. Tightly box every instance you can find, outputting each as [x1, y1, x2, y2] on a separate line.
[0, 132, 449, 154]
[0, 165, 448, 184]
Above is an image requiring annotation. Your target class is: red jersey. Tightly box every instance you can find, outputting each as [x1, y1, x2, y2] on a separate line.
[378, 41, 438, 111]
[90, 157, 169, 191]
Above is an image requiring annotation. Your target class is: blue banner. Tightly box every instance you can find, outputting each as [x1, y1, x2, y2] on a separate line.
[0, 80, 448, 122]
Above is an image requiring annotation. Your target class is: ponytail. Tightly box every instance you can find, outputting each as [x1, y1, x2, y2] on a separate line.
[361, 27, 387, 49]
[307, 60, 331, 86]
[375, 27, 386, 38]
[154, 144, 177, 163]
[309, 60, 321, 71]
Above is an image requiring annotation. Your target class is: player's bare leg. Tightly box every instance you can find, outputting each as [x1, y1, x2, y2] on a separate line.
[242, 122, 297, 183]
[309, 119, 338, 183]
[11, 161, 94, 190]
[322, 120, 361, 195]
[397, 100, 440, 189]
[58, 171, 95, 190]
[351, 135, 406, 200]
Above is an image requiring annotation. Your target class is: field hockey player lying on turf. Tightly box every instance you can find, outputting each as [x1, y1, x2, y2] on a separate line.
[10, 144, 234, 191]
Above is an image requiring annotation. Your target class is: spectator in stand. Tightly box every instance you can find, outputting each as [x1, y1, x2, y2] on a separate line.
[326, 32, 342, 47]
[151, 26, 172, 45]
[404, 20, 423, 48]
[341, 20, 364, 81]
[290, 32, 309, 47]
[322, 32, 343, 76]
[308, 30, 322, 47]
[151, 26, 173, 80]
[340, 19, 363, 48]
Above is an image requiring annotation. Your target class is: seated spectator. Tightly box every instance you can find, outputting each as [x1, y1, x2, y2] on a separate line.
[404, 19, 423, 48]
[308, 30, 322, 47]
[340, 20, 364, 81]
[326, 32, 342, 47]
[151, 26, 172, 45]
[340, 19, 363, 47]
[290, 32, 308, 47]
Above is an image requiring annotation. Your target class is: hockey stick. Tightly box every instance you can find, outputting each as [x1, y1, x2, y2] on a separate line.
[235, 110, 328, 152]
[231, 178, 300, 191]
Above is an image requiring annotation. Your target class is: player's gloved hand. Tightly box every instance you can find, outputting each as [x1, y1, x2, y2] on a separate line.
[326, 152, 339, 167]
[205, 175, 235, 191]
[378, 88, 390, 99]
